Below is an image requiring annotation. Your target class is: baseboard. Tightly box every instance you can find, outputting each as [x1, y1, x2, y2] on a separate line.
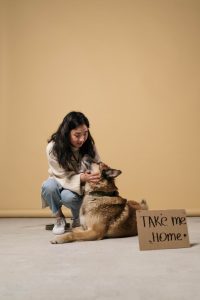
[0, 209, 199, 218]
[185, 209, 200, 217]
[0, 208, 72, 218]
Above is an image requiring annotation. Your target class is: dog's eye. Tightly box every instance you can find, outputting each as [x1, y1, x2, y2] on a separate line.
[101, 170, 106, 178]
[101, 169, 113, 180]
[101, 169, 109, 179]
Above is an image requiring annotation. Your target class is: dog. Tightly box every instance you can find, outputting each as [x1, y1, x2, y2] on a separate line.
[51, 161, 148, 244]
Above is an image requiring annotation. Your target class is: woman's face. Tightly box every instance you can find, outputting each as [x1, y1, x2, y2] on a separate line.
[70, 124, 89, 149]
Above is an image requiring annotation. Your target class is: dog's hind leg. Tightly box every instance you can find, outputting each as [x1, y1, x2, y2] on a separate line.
[127, 200, 142, 210]
[50, 224, 106, 244]
[140, 199, 148, 210]
[128, 199, 148, 210]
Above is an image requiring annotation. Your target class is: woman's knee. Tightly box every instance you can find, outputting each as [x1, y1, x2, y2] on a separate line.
[60, 190, 81, 205]
[41, 179, 59, 196]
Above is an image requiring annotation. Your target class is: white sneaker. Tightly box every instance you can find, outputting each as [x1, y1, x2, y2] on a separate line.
[52, 217, 66, 235]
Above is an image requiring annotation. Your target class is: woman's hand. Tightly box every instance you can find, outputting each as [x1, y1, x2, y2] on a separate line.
[80, 172, 100, 184]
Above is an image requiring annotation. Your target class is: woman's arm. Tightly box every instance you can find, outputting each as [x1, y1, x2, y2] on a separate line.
[46, 142, 82, 195]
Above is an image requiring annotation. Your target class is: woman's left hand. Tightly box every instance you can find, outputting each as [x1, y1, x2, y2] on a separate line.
[80, 172, 100, 183]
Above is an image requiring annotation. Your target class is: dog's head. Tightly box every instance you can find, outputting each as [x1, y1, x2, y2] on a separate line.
[99, 162, 122, 180]
[82, 159, 122, 194]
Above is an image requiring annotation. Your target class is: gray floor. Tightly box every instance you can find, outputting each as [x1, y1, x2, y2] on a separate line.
[0, 217, 199, 300]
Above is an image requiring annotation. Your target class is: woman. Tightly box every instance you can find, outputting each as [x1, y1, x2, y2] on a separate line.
[41, 111, 101, 234]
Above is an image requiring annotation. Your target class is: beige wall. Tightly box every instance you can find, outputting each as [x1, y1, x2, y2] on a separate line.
[1, 0, 200, 217]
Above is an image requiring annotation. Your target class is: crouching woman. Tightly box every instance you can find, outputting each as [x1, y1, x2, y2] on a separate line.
[41, 111, 100, 234]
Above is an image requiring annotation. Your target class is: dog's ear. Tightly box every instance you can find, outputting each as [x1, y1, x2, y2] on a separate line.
[102, 168, 122, 179]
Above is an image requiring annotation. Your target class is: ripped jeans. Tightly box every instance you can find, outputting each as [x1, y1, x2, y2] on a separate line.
[41, 178, 82, 220]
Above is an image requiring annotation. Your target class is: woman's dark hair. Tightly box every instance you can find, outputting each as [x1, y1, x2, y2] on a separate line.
[48, 111, 95, 170]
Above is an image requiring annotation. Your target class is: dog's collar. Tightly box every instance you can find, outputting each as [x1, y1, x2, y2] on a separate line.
[88, 191, 119, 197]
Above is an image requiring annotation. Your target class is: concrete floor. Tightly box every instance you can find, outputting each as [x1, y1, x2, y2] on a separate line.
[0, 217, 199, 300]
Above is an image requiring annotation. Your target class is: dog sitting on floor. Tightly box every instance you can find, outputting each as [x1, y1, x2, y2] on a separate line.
[51, 159, 148, 244]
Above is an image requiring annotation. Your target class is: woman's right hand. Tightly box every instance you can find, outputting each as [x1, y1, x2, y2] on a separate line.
[80, 172, 100, 184]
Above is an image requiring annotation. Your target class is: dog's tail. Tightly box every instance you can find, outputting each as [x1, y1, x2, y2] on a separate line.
[140, 199, 148, 210]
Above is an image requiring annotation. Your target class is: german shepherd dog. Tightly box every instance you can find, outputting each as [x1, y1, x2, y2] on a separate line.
[51, 159, 147, 244]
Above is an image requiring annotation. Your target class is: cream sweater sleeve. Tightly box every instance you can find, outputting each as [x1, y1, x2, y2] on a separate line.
[46, 142, 82, 195]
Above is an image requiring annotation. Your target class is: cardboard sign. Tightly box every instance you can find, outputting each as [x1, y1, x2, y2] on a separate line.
[136, 209, 190, 251]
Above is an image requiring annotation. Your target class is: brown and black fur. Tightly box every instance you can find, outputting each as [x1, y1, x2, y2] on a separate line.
[51, 162, 148, 244]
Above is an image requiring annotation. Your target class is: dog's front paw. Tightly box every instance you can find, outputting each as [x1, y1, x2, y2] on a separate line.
[50, 236, 63, 244]
[50, 239, 58, 244]
[50, 232, 73, 244]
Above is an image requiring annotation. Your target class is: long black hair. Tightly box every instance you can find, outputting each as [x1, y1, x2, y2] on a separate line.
[48, 111, 95, 170]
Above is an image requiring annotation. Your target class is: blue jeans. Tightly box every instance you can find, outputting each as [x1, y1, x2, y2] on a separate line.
[41, 178, 82, 220]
